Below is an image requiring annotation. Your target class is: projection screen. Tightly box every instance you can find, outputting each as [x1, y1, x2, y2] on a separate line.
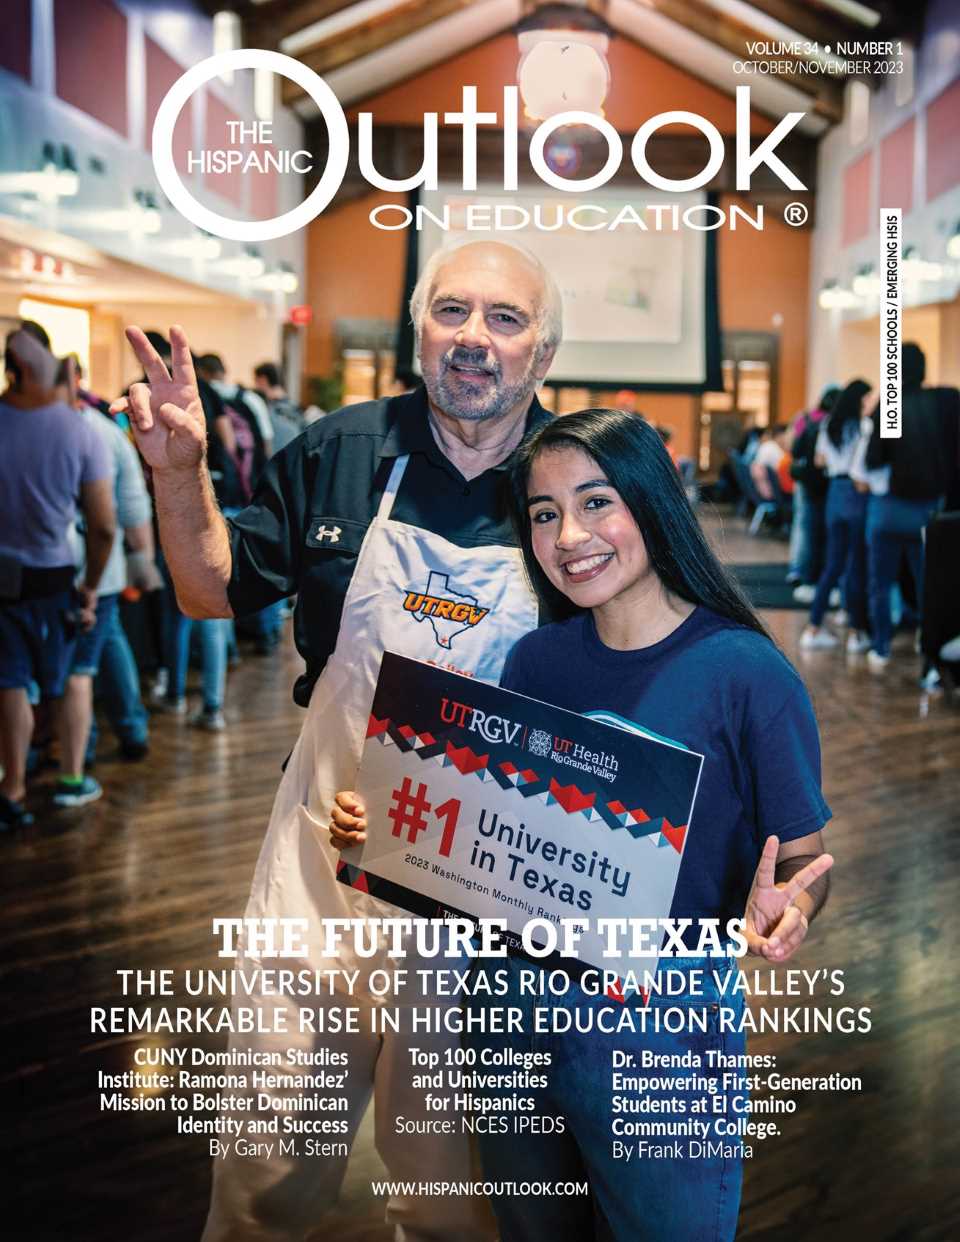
[404, 184, 721, 391]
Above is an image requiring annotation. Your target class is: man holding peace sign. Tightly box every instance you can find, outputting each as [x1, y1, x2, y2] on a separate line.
[120, 242, 836, 1242]
[119, 243, 563, 1242]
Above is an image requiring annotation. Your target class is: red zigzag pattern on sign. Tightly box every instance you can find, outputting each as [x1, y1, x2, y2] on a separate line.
[335, 859, 370, 894]
[548, 778, 596, 814]
[661, 821, 687, 853]
[604, 979, 651, 1006]
[445, 741, 490, 775]
[608, 800, 650, 823]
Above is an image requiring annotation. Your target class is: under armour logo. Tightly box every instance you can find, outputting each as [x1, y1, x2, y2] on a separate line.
[315, 524, 341, 543]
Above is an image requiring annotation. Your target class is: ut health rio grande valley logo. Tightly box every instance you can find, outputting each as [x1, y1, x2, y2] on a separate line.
[402, 571, 489, 650]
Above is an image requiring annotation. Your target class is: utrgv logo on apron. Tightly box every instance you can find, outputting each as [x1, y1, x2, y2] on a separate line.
[401, 570, 491, 649]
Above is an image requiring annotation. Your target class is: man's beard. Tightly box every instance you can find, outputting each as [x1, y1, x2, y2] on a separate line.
[423, 345, 539, 422]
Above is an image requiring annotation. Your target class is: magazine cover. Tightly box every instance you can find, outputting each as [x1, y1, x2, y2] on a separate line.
[3, 2, 959, 1240]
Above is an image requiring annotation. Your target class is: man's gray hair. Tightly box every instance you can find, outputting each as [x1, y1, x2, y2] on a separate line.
[409, 240, 563, 359]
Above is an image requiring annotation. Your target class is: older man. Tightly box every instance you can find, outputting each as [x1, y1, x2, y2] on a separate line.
[121, 241, 562, 1242]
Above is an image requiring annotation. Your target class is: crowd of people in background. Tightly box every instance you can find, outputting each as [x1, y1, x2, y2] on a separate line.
[2, 318, 959, 830]
[0, 319, 308, 826]
[736, 343, 960, 681]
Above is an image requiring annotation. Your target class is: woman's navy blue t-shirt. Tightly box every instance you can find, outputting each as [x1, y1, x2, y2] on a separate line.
[499, 607, 831, 930]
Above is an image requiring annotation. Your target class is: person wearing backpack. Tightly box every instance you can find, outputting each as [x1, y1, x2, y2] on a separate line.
[253, 361, 305, 453]
[197, 354, 270, 503]
[198, 355, 284, 656]
[863, 343, 960, 669]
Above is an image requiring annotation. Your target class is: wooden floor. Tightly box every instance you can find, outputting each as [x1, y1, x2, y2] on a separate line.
[5, 507, 959, 1241]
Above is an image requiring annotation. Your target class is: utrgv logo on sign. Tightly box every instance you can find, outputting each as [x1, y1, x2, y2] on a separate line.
[402, 570, 489, 650]
[440, 698, 522, 745]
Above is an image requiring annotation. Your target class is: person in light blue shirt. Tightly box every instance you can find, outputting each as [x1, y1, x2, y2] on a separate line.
[0, 324, 114, 826]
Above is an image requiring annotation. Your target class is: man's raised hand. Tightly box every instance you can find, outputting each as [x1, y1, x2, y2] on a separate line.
[115, 325, 206, 472]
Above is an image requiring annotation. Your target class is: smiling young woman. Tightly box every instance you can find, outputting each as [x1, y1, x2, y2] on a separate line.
[327, 410, 834, 1242]
[457, 407, 834, 1242]
[525, 442, 695, 648]
[514, 407, 766, 647]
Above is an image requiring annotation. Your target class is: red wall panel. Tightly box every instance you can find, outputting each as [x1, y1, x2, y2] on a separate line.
[144, 38, 193, 178]
[1, 0, 31, 82]
[54, 0, 127, 137]
[926, 77, 960, 202]
[842, 151, 873, 246]
[878, 118, 915, 215]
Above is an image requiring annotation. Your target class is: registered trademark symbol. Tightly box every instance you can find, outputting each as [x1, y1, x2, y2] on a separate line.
[784, 202, 809, 226]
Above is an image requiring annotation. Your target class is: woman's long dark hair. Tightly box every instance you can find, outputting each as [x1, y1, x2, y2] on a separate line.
[510, 408, 768, 637]
[826, 378, 871, 447]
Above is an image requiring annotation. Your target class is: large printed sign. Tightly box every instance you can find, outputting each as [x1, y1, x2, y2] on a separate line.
[338, 653, 704, 977]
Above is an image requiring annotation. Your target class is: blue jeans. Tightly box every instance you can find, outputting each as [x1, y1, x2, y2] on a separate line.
[810, 478, 868, 629]
[866, 495, 938, 657]
[0, 587, 76, 696]
[464, 956, 746, 1242]
[85, 598, 149, 759]
[169, 612, 230, 710]
[787, 483, 826, 583]
[244, 598, 284, 643]
[72, 591, 120, 677]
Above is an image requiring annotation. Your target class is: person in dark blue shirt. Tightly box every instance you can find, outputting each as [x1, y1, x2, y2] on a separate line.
[497, 407, 833, 1241]
[331, 408, 834, 1242]
[502, 407, 832, 941]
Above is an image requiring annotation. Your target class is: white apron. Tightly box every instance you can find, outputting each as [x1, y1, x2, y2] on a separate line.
[204, 454, 538, 1242]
